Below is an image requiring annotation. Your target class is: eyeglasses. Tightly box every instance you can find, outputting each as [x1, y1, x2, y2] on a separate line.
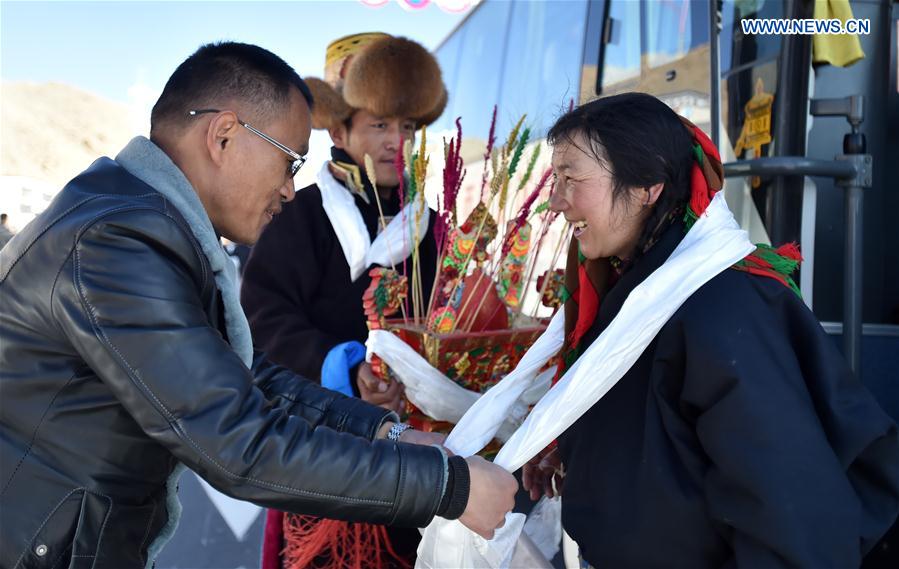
[188, 109, 306, 178]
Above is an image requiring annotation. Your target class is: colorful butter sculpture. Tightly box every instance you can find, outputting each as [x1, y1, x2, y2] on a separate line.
[498, 222, 532, 308]
[362, 111, 567, 450]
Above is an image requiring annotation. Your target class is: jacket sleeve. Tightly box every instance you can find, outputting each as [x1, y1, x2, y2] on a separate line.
[250, 351, 397, 439]
[240, 198, 338, 380]
[675, 282, 899, 567]
[54, 208, 445, 527]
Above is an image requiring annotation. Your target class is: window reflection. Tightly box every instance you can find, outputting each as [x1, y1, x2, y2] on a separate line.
[432, 32, 463, 134]
[645, 0, 709, 69]
[434, 1, 588, 143]
[601, 0, 641, 90]
[720, 0, 784, 73]
[499, 0, 588, 138]
[442, 0, 512, 142]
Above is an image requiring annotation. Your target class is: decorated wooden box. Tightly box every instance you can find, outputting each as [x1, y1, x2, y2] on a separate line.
[383, 318, 547, 449]
[389, 320, 547, 389]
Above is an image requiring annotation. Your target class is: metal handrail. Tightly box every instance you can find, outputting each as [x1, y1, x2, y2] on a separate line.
[723, 157, 856, 181]
[722, 154, 868, 375]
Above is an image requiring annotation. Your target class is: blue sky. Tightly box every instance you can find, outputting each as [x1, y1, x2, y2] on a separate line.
[1, 0, 467, 105]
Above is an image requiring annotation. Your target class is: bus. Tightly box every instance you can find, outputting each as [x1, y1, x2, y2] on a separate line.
[432, 0, 897, 401]
[430, 0, 898, 565]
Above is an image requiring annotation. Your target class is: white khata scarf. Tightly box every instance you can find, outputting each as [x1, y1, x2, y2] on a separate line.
[316, 161, 431, 281]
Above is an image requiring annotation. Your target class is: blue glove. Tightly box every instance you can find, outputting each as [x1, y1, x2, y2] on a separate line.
[320, 341, 366, 397]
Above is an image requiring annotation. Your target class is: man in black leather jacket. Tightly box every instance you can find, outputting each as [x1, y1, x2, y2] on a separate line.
[0, 42, 516, 569]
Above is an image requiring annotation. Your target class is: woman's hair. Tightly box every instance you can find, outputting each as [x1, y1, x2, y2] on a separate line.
[547, 92, 695, 256]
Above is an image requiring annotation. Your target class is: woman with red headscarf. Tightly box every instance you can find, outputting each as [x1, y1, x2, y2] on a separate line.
[522, 93, 898, 568]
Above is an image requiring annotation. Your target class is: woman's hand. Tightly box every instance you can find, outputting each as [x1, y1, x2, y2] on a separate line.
[521, 445, 564, 501]
[356, 362, 405, 415]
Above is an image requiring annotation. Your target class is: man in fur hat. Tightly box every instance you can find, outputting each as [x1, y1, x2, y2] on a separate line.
[240, 34, 448, 567]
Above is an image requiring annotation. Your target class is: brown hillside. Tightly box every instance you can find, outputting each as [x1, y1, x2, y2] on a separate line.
[1, 81, 136, 187]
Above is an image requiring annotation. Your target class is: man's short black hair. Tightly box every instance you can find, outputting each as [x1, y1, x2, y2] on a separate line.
[150, 41, 313, 137]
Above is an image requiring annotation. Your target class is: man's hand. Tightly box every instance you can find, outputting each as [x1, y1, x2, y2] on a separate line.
[521, 446, 564, 501]
[458, 456, 518, 540]
[356, 362, 404, 414]
[398, 429, 447, 448]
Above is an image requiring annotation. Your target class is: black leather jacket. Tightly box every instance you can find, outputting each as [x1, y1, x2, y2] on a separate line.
[0, 159, 447, 568]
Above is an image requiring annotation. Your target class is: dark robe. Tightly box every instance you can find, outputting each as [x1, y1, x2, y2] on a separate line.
[241, 162, 438, 382]
[558, 220, 899, 568]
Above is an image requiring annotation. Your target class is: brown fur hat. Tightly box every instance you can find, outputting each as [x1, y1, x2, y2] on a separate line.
[308, 34, 447, 131]
[307, 77, 354, 131]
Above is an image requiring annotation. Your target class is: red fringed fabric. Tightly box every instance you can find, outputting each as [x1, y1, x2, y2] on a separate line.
[735, 263, 790, 289]
[262, 509, 285, 569]
[733, 242, 804, 295]
[776, 242, 803, 261]
[689, 159, 712, 215]
[692, 120, 721, 167]
[682, 118, 724, 218]
[680, 117, 801, 295]
[282, 515, 411, 569]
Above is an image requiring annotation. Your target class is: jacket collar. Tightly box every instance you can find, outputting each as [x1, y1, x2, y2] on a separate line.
[115, 136, 252, 368]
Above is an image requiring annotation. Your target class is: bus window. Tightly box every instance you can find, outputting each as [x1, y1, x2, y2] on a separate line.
[600, 0, 641, 91]
[432, 32, 464, 134]
[645, 0, 710, 69]
[719, 0, 783, 167]
[720, 0, 784, 74]
[593, 0, 710, 131]
[499, 0, 589, 137]
[443, 0, 512, 143]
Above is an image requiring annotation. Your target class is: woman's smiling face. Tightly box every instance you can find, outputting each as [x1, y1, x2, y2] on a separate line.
[549, 131, 649, 260]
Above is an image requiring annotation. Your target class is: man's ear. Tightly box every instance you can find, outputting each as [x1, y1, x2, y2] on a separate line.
[645, 182, 664, 206]
[329, 123, 349, 150]
[205, 112, 241, 167]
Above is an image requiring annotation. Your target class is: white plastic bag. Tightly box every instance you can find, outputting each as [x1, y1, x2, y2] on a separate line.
[523, 497, 562, 561]
[414, 194, 754, 568]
